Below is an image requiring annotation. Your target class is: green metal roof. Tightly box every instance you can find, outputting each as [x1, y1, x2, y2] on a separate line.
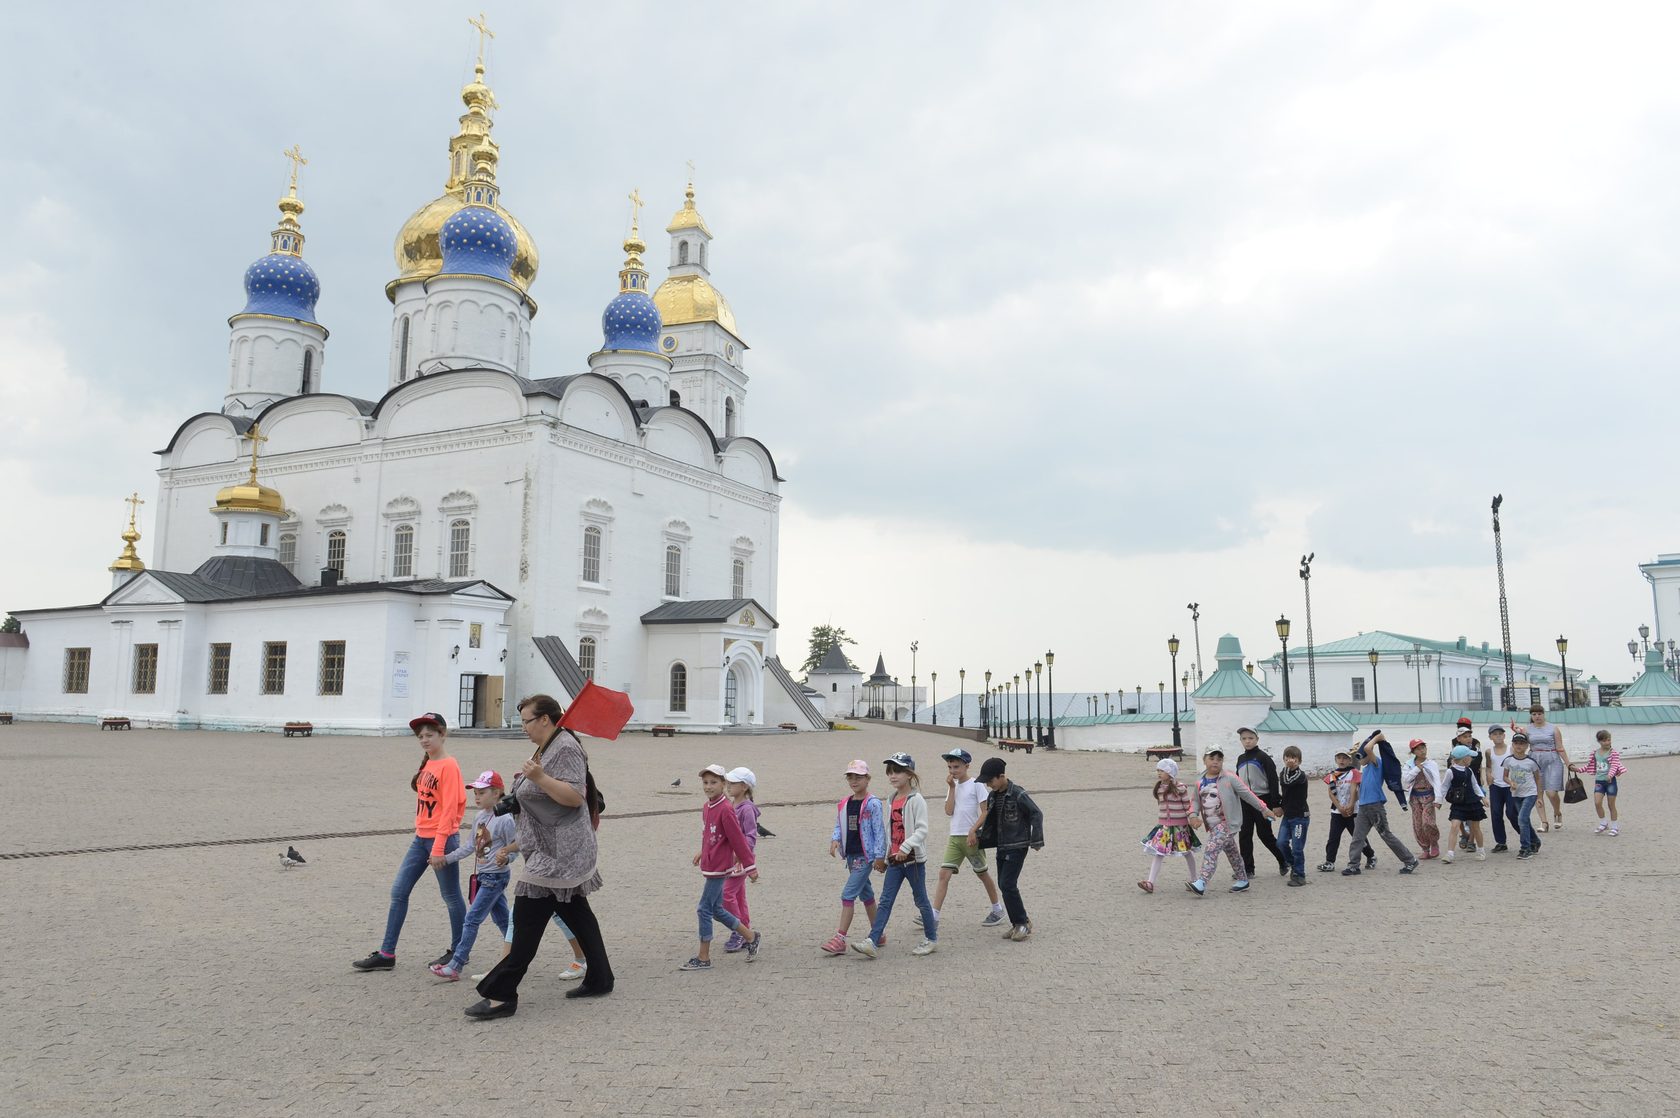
[1349, 707, 1680, 726]
[1257, 707, 1359, 734]
[1192, 634, 1274, 699]
[1055, 711, 1195, 727]
[1276, 630, 1561, 673]
[1621, 651, 1680, 699]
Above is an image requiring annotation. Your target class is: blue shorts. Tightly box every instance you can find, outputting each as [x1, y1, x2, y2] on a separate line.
[1595, 778, 1618, 797]
[840, 855, 876, 905]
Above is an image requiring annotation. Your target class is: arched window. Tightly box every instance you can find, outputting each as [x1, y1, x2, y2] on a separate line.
[448, 519, 471, 578]
[278, 532, 297, 572]
[669, 390, 681, 407]
[259, 523, 270, 547]
[669, 662, 688, 712]
[699, 242, 707, 269]
[579, 636, 597, 681]
[326, 529, 347, 576]
[392, 524, 415, 578]
[732, 557, 746, 599]
[724, 397, 736, 437]
[581, 525, 602, 583]
[398, 317, 410, 382]
[300, 349, 313, 394]
[678, 241, 689, 265]
[220, 522, 229, 545]
[664, 544, 682, 598]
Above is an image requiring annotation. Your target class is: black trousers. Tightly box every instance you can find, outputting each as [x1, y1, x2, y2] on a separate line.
[477, 891, 613, 1003]
[1239, 800, 1288, 875]
[995, 849, 1029, 926]
[1323, 812, 1372, 862]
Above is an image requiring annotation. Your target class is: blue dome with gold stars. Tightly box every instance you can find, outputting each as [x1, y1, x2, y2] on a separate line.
[241, 252, 321, 323]
[602, 288, 662, 352]
[440, 204, 517, 282]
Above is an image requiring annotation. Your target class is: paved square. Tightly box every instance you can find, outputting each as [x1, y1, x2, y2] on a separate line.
[1, 722, 1675, 1116]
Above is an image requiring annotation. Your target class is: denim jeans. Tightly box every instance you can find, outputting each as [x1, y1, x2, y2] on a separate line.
[696, 876, 742, 943]
[449, 870, 511, 969]
[840, 855, 876, 906]
[868, 859, 936, 943]
[1489, 784, 1519, 845]
[380, 833, 465, 956]
[1278, 817, 1310, 877]
[1516, 795, 1539, 850]
[994, 849, 1028, 926]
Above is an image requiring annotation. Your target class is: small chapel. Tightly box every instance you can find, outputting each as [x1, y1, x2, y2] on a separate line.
[0, 33, 826, 735]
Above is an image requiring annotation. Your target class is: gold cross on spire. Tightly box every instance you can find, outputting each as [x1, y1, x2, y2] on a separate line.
[685, 159, 696, 187]
[628, 187, 644, 231]
[243, 423, 270, 484]
[283, 145, 307, 195]
[124, 491, 145, 530]
[469, 12, 495, 67]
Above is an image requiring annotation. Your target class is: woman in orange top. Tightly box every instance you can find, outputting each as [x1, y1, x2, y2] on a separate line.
[352, 712, 467, 972]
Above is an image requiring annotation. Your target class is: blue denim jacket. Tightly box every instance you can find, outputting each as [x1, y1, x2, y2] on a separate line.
[831, 794, 886, 861]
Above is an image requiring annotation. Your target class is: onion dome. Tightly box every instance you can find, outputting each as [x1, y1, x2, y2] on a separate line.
[214, 424, 285, 517]
[239, 182, 320, 323]
[653, 273, 738, 334]
[666, 181, 712, 236]
[390, 58, 538, 296]
[601, 216, 662, 352]
[439, 151, 517, 282]
[109, 493, 146, 573]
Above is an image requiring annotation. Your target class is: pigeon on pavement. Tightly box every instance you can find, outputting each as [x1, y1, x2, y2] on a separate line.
[757, 821, 775, 838]
[280, 847, 306, 868]
[670, 777, 681, 787]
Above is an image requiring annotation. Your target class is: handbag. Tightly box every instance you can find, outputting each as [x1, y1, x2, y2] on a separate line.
[1563, 774, 1588, 804]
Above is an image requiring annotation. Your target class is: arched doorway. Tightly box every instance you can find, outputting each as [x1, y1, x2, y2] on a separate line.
[725, 663, 745, 725]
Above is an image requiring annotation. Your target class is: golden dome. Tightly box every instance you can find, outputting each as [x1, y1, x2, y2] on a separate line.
[654, 273, 739, 336]
[213, 479, 285, 518]
[110, 493, 146, 572]
[666, 182, 712, 236]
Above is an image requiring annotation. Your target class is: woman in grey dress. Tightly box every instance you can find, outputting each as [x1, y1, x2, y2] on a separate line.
[466, 694, 614, 1020]
[1525, 704, 1570, 831]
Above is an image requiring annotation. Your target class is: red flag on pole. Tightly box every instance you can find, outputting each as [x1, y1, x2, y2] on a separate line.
[560, 680, 635, 740]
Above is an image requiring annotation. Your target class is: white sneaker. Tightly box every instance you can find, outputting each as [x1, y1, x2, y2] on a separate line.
[559, 961, 587, 981]
[1443, 850, 1455, 864]
[1475, 848, 1487, 862]
[849, 937, 878, 960]
[911, 939, 937, 956]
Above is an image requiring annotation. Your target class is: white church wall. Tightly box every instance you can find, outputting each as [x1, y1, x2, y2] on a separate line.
[558, 382, 634, 441]
[380, 377, 524, 441]
[176, 422, 244, 469]
[260, 400, 366, 452]
[642, 414, 711, 469]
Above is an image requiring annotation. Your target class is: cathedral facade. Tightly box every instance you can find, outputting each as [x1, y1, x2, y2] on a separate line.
[1, 54, 823, 735]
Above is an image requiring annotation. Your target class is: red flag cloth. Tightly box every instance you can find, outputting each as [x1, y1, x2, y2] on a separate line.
[560, 680, 635, 740]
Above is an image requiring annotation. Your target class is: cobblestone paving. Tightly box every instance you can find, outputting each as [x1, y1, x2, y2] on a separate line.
[2, 722, 1677, 1116]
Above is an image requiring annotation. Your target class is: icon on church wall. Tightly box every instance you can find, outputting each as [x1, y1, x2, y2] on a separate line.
[469, 623, 482, 649]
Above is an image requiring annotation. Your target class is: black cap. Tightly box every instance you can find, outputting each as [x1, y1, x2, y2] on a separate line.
[977, 757, 1007, 782]
[408, 712, 447, 733]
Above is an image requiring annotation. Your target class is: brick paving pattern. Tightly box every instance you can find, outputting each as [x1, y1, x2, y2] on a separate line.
[2, 721, 1676, 1116]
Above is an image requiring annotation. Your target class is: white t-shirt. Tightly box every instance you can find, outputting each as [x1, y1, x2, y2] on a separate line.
[1488, 748, 1511, 789]
[949, 778, 988, 834]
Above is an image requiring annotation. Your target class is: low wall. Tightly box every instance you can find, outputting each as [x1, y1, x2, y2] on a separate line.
[865, 718, 988, 744]
[1056, 723, 1182, 753]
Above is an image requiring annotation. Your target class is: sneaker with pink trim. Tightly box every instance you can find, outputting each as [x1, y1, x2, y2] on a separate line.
[820, 933, 848, 956]
[428, 962, 461, 981]
[558, 961, 587, 981]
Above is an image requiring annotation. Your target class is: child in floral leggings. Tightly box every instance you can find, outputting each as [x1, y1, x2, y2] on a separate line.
[1187, 748, 1276, 897]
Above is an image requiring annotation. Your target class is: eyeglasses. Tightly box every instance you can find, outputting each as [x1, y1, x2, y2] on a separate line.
[520, 715, 541, 726]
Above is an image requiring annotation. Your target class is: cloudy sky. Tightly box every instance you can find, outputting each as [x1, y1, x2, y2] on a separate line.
[4, 1, 1676, 696]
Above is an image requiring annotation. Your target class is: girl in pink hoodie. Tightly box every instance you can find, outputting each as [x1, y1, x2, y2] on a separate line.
[679, 764, 762, 972]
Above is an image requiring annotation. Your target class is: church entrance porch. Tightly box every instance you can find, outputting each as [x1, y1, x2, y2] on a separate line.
[458, 673, 506, 729]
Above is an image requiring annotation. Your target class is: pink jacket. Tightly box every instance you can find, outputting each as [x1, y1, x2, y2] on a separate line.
[698, 794, 757, 877]
[1577, 750, 1626, 780]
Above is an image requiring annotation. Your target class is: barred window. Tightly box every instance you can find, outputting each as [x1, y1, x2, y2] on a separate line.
[262, 642, 287, 695]
[259, 522, 270, 547]
[278, 533, 297, 572]
[208, 643, 231, 694]
[326, 531, 347, 576]
[392, 524, 414, 578]
[63, 648, 90, 694]
[319, 640, 346, 696]
[582, 525, 602, 583]
[732, 557, 746, 599]
[579, 636, 597, 681]
[664, 544, 682, 598]
[133, 643, 158, 694]
[669, 662, 687, 712]
[449, 519, 471, 578]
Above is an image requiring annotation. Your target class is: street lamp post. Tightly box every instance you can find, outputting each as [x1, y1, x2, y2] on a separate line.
[1033, 660, 1043, 746]
[1045, 650, 1056, 748]
[1187, 603, 1204, 684]
[931, 672, 938, 724]
[1168, 635, 1182, 750]
[1276, 616, 1293, 710]
[910, 642, 919, 721]
[1013, 675, 1022, 737]
[958, 669, 965, 728]
[1299, 554, 1318, 707]
[1158, 681, 1164, 714]
[1555, 637, 1568, 710]
[1368, 649, 1380, 714]
[984, 671, 993, 735]
[1404, 644, 1433, 712]
[1136, 685, 1142, 715]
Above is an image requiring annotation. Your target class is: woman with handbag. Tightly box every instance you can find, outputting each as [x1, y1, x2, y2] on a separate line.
[1525, 705, 1571, 831]
[1441, 744, 1488, 863]
[466, 694, 614, 1020]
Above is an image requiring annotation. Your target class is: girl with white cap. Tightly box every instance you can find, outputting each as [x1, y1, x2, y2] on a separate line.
[1139, 758, 1200, 893]
[721, 767, 760, 953]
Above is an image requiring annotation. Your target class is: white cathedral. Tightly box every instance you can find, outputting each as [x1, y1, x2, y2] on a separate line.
[0, 53, 825, 735]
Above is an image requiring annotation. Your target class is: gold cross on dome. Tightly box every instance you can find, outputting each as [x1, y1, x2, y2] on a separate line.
[243, 423, 270, 483]
[283, 145, 307, 194]
[469, 12, 495, 66]
[685, 159, 696, 186]
[628, 187, 643, 230]
[124, 491, 145, 529]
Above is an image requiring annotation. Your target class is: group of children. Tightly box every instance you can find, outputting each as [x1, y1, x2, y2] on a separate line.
[1141, 718, 1630, 896]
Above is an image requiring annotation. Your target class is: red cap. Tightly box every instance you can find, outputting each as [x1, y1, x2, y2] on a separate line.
[1408, 738, 1428, 751]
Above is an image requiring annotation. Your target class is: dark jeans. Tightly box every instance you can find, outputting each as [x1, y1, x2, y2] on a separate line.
[1278, 817, 1309, 877]
[1324, 813, 1372, 863]
[1240, 801, 1288, 875]
[477, 891, 614, 1003]
[380, 833, 464, 956]
[868, 860, 937, 943]
[1489, 784, 1519, 845]
[995, 848, 1029, 927]
[1515, 795, 1539, 851]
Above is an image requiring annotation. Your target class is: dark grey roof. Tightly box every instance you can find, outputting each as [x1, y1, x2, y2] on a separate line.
[765, 655, 826, 728]
[865, 653, 893, 685]
[192, 555, 303, 596]
[813, 644, 857, 673]
[640, 598, 778, 628]
[532, 636, 586, 697]
[95, 571, 512, 607]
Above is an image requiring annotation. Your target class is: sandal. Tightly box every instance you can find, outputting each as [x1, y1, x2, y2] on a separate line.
[1538, 819, 1550, 833]
[1137, 880, 1154, 894]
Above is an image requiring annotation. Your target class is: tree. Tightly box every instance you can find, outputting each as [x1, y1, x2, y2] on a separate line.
[800, 624, 856, 675]
[0, 614, 18, 634]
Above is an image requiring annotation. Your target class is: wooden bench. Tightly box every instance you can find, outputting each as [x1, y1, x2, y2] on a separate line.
[100, 717, 131, 731]
[283, 722, 315, 738]
[0, 712, 12, 725]
[997, 738, 1034, 754]
[778, 722, 799, 731]
[650, 725, 677, 738]
[1146, 747, 1183, 763]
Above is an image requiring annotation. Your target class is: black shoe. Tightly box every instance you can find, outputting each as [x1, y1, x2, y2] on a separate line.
[1365, 857, 1376, 869]
[1517, 848, 1533, 859]
[1399, 862, 1419, 874]
[1287, 876, 1304, 887]
[565, 985, 614, 999]
[1341, 867, 1361, 876]
[1491, 843, 1508, 853]
[465, 998, 517, 1020]
[1278, 863, 1291, 877]
[352, 951, 395, 971]
[430, 950, 454, 968]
